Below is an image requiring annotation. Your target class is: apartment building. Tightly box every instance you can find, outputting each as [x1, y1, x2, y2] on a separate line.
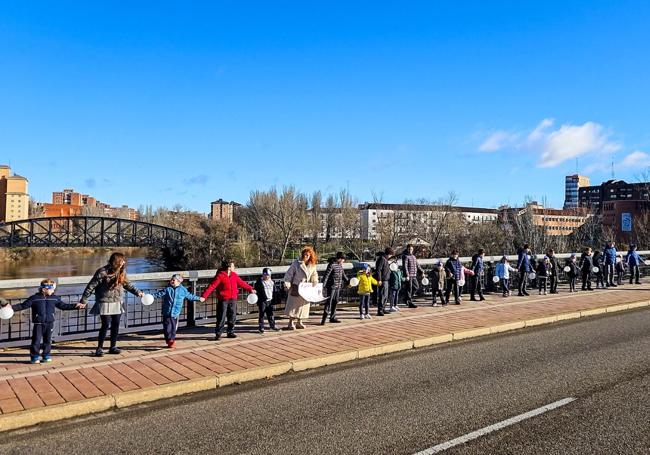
[0, 165, 30, 222]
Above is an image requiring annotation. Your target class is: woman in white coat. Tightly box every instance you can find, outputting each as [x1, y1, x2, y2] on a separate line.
[283, 246, 319, 330]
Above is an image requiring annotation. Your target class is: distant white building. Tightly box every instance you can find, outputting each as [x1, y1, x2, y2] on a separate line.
[358, 203, 498, 240]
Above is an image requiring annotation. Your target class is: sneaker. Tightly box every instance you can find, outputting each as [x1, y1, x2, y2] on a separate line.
[108, 347, 121, 355]
[394, 306, 400, 311]
[42, 356, 52, 363]
[365, 314, 372, 320]
[360, 314, 365, 320]
[258, 328, 265, 333]
[432, 303, 439, 307]
[271, 326, 280, 331]
[407, 303, 418, 308]
[227, 333, 237, 338]
[387, 307, 396, 313]
[30, 357, 41, 364]
[214, 333, 221, 340]
[169, 340, 176, 349]
[94, 348, 104, 357]
[377, 312, 385, 316]
[329, 318, 341, 323]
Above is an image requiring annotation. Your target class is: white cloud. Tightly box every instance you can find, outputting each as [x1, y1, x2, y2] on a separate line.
[620, 150, 650, 169]
[477, 118, 621, 168]
[537, 121, 620, 168]
[478, 130, 519, 152]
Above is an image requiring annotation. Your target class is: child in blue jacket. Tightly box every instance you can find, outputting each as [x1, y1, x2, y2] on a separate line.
[1, 279, 85, 364]
[152, 274, 204, 348]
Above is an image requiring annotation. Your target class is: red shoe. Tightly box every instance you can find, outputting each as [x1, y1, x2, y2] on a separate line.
[169, 340, 176, 349]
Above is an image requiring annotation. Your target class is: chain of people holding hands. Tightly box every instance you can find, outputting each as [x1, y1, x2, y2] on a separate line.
[1, 241, 645, 364]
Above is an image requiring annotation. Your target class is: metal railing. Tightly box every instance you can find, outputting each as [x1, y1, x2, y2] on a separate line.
[1, 252, 648, 347]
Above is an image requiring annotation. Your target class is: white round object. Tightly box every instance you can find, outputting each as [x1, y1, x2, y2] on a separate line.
[458, 279, 465, 287]
[592, 266, 600, 273]
[528, 272, 537, 280]
[298, 283, 326, 303]
[564, 266, 571, 272]
[247, 293, 258, 305]
[389, 262, 398, 272]
[492, 275, 500, 283]
[141, 294, 155, 306]
[421, 278, 430, 286]
[349, 277, 360, 287]
[0, 305, 14, 320]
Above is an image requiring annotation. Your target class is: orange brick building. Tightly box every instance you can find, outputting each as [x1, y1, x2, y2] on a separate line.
[42, 189, 138, 220]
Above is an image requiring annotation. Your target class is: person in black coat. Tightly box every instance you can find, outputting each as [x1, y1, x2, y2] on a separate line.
[566, 255, 580, 292]
[320, 252, 349, 324]
[546, 249, 560, 294]
[374, 247, 395, 316]
[3, 279, 85, 364]
[592, 250, 606, 289]
[580, 247, 594, 291]
[253, 268, 280, 333]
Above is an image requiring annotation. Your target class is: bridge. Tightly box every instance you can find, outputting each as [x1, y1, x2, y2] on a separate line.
[0, 216, 185, 248]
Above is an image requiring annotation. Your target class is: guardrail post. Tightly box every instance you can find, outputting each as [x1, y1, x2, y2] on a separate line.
[187, 271, 198, 327]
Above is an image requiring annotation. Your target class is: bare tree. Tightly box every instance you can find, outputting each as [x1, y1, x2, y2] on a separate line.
[307, 191, 323, 248]
[336, 189, 365, 259]
[245, 186, 308, 265]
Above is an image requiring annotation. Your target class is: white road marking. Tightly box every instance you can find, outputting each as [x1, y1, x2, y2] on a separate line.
[413, 397, 577, 454]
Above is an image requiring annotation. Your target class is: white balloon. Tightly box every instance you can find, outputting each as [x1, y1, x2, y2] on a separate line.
[563, 266, 571, 272]
[389, 262, 398, 272]
[592, 267, 600, 273]
[0, 306, 14, 320]
[247, 293, 258, 305]
[421, 278, 430, 286]
[458, 279, 465, 287]
[141, 294, 155, 306]
[528, 272, 537, 280]
[492, 275, 500, 283]
[349, 277, 360, 287]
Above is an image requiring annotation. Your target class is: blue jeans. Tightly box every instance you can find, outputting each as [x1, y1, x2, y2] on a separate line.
[359, 294, 370, 315]
[389, 289, 400, 307]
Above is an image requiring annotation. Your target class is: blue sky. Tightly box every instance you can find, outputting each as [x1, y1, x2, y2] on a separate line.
[2, 1, 650, 212]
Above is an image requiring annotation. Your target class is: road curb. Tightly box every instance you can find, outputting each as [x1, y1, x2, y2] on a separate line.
[217, 363, 293, 387]
[292, 350, 358, 371]
[1, 299, 648, 433]
[358, 340, 414, 359]
[413, 334, 454, 348]
[0, 396, 115, 433]
[453, 327, 491, 340]
[114, 377, 218, 408]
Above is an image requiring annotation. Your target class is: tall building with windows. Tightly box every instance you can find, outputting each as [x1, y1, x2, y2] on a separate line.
[0, 165, 30, 222]
[564, 174, 590, 209]
[210, 199, 240, 223]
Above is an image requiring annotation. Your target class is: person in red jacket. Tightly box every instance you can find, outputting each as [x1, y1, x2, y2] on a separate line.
[202, 260, 256, 340]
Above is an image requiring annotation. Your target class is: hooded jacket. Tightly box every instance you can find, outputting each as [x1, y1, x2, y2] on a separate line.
[152, 285, 201, 318]
[357, 270, 378, 294]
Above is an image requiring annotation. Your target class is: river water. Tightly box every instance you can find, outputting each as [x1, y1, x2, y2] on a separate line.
[0, 250, 166, 299]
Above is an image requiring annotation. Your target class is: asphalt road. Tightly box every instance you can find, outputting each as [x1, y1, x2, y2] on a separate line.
[1, 308, 649, 455]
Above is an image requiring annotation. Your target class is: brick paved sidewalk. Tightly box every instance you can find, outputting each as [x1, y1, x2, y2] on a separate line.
[0, 284, 649, 429]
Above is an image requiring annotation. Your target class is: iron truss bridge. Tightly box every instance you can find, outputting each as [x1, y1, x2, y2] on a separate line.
[0, 217, 185, 247]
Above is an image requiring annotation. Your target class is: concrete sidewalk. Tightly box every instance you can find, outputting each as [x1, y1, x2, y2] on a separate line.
[1, 284, 649, 432]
